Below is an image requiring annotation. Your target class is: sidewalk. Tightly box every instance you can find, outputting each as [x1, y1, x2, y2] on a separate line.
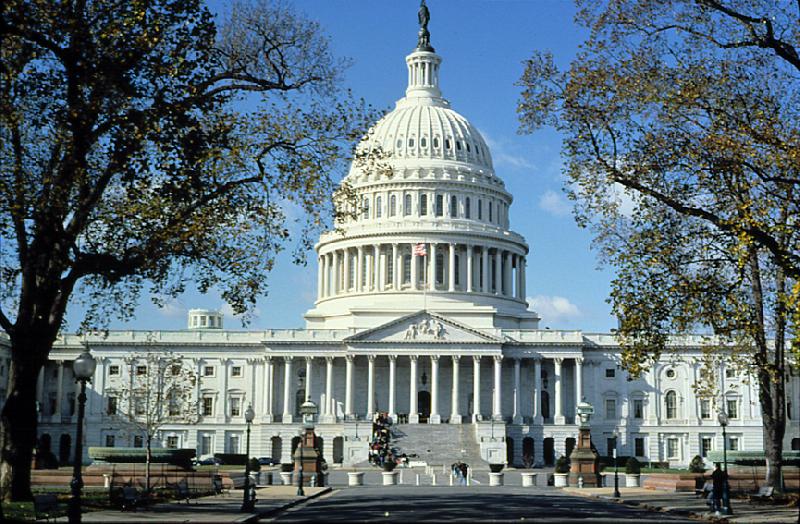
[562, 487, 799, 523]
[55, 486, 331, 523]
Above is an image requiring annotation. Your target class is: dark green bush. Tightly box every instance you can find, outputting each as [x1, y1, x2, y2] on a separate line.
[280, 463, 294, 473]
[489, 463, 504, 473]
[213, 453, 246, 465]
[247, 458, 261, 472]
[383, 460, 397, 472]
[555, 456, 570, 474]
[625, 457, 641, 474]
[88, 447, 195, 469]
[689, 455, 706, 473]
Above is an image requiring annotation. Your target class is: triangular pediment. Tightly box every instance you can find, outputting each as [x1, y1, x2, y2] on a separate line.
[345, 311, 502, 344]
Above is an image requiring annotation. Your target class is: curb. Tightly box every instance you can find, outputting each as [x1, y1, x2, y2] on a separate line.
[244, 487, 333, 521]
[582, 492, 724, 522]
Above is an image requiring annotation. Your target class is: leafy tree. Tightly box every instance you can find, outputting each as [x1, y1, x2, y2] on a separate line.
[0, 0, 373, 501]
[109, 344, 198, 496]
[518, 0, 797, 490]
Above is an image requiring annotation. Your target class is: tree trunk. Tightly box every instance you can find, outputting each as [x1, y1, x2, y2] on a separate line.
[0, 353, 44, 501]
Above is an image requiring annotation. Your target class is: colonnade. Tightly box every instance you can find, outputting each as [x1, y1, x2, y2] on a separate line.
[317, 243, 526, 301]
[261, 354, 583, 425]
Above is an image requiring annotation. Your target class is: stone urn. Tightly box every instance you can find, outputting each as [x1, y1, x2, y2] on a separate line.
[553, 473, 569, 487]
[382, 470, 398, 486]
[625, 473, 640, 487]
[279, 471, 293, 486]
[521, 472, 537, 487]
[348, 471, 365, 486]
[489, 472, 505, 486]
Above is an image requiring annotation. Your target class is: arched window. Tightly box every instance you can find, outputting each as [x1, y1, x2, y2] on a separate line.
[420, 194, 428, 215]
[465, 197, 471, 219]
[456, 140, 462, 150]
[454, 254, 460, 286]
[433, 137, 440, 148]
[408, 138, 415, 148]
[466, 142, 471, 152]
[402, 254, 411, 284]
[450, 195, 458, 217]
[489, 201, 493, 222]
[404, 194, 412, 216]
[435, 195, 443, 217]
[665, 391, 677, 419]
[420, 137, 427, 148]
[435, 253, 444, 284]
[389, 195, 396, 216]
[376, 196, 382, 218]
[362, 197, 369, 219]
[445, 138, 451, 150]
[478, 199, 483, 220]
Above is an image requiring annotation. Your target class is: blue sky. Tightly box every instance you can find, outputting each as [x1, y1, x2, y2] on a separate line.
[66, 0, 618, 333]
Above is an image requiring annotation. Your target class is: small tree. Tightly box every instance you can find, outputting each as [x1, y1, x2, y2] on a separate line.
[625, 457, 641, 475]
[554, 455, 570, 474]
[111, 346, 198, 495]
[689, 455, 706, 474]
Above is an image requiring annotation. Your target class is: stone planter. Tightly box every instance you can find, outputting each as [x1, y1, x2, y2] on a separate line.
[625, 473, 640, 487]
[489, 472, 504, 486]
[554, 473, 569, 487]
[521, 472, 537, 487]
[348, 471, 365, 486]
[382, 471, 398, 486]
[279, 471, 293, 486]
[257, 471, 272, 485]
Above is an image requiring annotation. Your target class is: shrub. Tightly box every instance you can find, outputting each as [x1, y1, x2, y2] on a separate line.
[213, 453, 247, 466]
[689, 455, 706, 473]
[555, 456, 570, 474]
[383, 460, 397, 472]
[247, 458, 261, 472]
[280, 463, 294, 473]
[489, 463, 504, 473]
[625, 457, 641, 475]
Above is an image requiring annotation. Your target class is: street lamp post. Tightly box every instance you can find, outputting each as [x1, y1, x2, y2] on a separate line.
[68, 350, 97, 524]
[297, 400, 318, 496]
[718, 411, 733, 515]
[240, 404, 256, 512]
[612, 432, 621, 499]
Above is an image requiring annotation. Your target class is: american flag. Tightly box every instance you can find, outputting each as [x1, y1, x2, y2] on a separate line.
[413, 243, 427, 257]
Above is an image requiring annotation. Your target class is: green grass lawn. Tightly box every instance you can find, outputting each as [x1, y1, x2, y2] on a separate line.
[3, 488, 112, 522]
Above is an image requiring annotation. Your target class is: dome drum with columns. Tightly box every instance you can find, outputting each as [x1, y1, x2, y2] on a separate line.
[305, 33, 537, 330]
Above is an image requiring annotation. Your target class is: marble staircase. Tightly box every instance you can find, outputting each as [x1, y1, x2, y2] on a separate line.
[390, 423, 486, 468]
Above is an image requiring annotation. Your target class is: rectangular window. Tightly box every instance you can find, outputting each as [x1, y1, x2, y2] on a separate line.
[230, 397, 241, 417]
[606, 437, 616, 457]
[420, 194, 428, 215]
[726, 399, 738, 419]
[107, 396, 118, 415]
[478, 199, 483, 220]
[109, 365, 120, 376]
[633, 399, 644, 419]
[605, 399, 616, 419]
[725, 369, 736, 379]
[403, 255, 411, 284]
[727, 437, 739, 451]
[634, 437, 645, 457]
[605, 368, 616, 378]
[203, 366, 215, 377]
[435, 194, 443, 217]
[700, 399, 711, 419]
[133, 435, 143, 448]
[228, 435, 240, 454]
[387, 254, 394, 285]
[200, 435, 212, 456]
[701, 437, 712, 458]
[435, 254, 444, 284]
[404, 194, 412, 216]
[489, 201, 493, 222]
[105, 435, 115, 447]
[136, 365, 147, 376]
[202, 397, 213, 416]
[166, 436, 179, 449]
[450, 195, 458, 217]
[134, 397, 145, 416]
[667, 438, 679, 459]
[231, 366, 242, 377]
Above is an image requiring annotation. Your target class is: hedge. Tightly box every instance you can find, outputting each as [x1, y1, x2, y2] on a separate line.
[88, 447, 195, 469]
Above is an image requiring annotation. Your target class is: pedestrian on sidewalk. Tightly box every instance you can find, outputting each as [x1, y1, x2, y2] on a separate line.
[711, 462, 727, 515]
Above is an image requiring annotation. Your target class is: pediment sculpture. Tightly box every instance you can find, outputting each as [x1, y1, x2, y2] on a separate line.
[404, 318, 446, 340]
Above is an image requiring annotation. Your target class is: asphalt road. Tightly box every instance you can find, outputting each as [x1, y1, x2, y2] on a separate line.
[265, 486, 694, 522]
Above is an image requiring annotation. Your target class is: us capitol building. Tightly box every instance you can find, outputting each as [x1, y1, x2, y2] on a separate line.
[3, 11, 796, 470]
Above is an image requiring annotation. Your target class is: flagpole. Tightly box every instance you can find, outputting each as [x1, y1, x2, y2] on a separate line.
[423, 239, 428, 313]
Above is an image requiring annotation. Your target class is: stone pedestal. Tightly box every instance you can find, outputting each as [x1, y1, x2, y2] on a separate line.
[569, 426, 600, 487]
[489, 472, 504, 486]
[382, 471, 398, 485]
[554, 473, 569, 487]
[347, 471, 364, 486]
[279, 471, 293, 485]
[521, 472, 537, 487]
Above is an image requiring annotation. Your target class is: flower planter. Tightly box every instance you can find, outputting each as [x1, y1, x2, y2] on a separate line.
[521, 472, 537, 487]
[382, 471, 398, 486]
[554, 473, 569, 487]
[279, 471, 293, 486]
[625, 473, 640, 487]
[489, 472, 504, 486]
[348, 471, 365, 486]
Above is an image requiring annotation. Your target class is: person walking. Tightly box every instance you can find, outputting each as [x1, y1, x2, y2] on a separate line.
[711, 462, 727, 516]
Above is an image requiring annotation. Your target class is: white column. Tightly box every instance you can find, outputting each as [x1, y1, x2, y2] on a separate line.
[324, 357, 334, 421]
[345, 355, 354, 417]
[411, 244, 419, 291]
[575, 357, 584, 404]
[520, 257, 526, 299]
[429, 243, 437, 290]
[378, 246, 385, 292]
[331, 251, 339, 295]
[282, 356, 293, 423]
[430, 356, 440, 424]
[448, 244, 456, 292]
[554, 357, 565, 425]
[388, 356, 397, 421]
[264, 357, 273, 421]
[317, 256, 324, 299]
[392, 243, 399, 289]
[356, 246, 364, 292]
[305, 357, 313, 402]
[451, 356, 461, 424]
[373, 244, 380, 291]
[343, 249, 351, 292]
[367, 355, 375, 418]
[466, 245, 473, 292]
[36, 367, 45, 408]
[494, 250, 502, 295]
[409, 356, 419, 423]
[220, 358, 230, 421]
[492, 356, 503, 420]
[481, 247, 489, 293]
[533, 358, 543, 424]
[55, 362, 64, 418]
[512, 358, 522, 424]
[472, 356, 482, 422]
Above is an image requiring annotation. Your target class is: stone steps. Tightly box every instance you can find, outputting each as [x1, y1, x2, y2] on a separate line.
[390, 423, 486, 468]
